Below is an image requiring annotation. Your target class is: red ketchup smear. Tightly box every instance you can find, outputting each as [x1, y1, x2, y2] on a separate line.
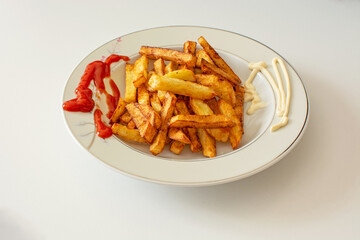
[63, 54, 130, 138]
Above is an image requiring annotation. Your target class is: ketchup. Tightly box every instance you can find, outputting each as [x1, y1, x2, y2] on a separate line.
[63, 54, 129, 138]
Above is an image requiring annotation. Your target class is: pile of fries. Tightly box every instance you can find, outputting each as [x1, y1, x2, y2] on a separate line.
[111, 36, 244, 158]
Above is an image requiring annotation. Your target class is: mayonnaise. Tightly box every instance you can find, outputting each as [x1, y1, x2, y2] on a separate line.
[244, 62, 267, 115]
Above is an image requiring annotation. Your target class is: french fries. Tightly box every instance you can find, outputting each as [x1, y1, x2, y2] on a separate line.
[133, 55, 149, 88]
[198, 36, 240, 83]
[125, 63, 137, 103]
[126, 103, 157, 143]
[189, 98, 229, 142]
[150, 92, 177, 155]
[148, 74, 216, 100]
[201, 59, 239, 86]
[111, 36, 244, 158]
[196, 74, 236, 106]
[140, 46, 197, 67]
[112, 123, 147, 143]
[218, 99, 242, 150]
[168, 115, 234, 128]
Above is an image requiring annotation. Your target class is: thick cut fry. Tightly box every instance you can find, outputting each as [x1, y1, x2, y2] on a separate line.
[127, 120, 136, 129]
[126, 103, 157, 143]
[150, 92, 177, 155]
[234, 85, 244, 134]
[169, 141, 185, 155]
[175, 100, 202, 152]
[194, 68, 202, 75]
[165, 61, 178, 74]
[137, 84, 150, 105]
[196, 49, 214, 67]
[189, 98, 229, 142]
[168, 128, 191, 144]
[196, 74, 236, 106]
[165, 69, 196, 82]
[112, 123, 147, 143]
[157, 90, 166, 103]
[197, 128, 216, 158]
[119, 111, 132, 124]
[140, 46, 197, 67]
[154, 58, 165, 76]
[168, 115, 234, 128]
[137, 103, 162, 130]
[198, 36, 240, 83]
[218, 99, 242, 150]
[148, 74, 216, 100]
[184, 41, 197, 55]
[205, 98, 221, 114]
[201, 59, 239, 86]
[110, 97, 126, 123]
[132, 55, 149, 87]
[125, 63, 137, 103]
[150, 93, 162, 113]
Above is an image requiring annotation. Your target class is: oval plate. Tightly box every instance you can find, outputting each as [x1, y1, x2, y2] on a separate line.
[63, 26, 309, 186]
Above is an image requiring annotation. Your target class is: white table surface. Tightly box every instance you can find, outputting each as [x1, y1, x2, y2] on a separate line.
[1, 0, 359, 239]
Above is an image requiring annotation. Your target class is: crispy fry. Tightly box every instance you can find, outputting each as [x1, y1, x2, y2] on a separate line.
[197, 128, 216, 158]
[132, 55, 149, 88]
[196, 49, 214, 67]
[165, 69, 196, 82]
[218, 99, 242, 149]
[198, 36, 240, 83]
[137, 84, 150, 105]
[127, 120, 136, 129]
[157, 90, 166, 103]
[201, 59, 239, 86]
[169, 141, 185, 155]
[119, 111, 132, 124]
[184, 41, 197, 55]
[234, 85, 244, 134]
[126, 103, 157, 143]
[154, 58, 165, 76]
[125, 63, 137, 103]
[150, 92, 162, 113]
[168, 128, 191, 144]
[112, 123, 147, 143]
[189, 98, 229, 142]
[168, 115, 233, 128]
[175, 100, 202, 152]
[196, 74, 236, 106]
[150, 92, 177, 155]
[148, 74, 216, 100]
[110, 97, 126, 123]
[137, 103, 162, 130]
[205, 98, 221, 114]
[194, 68, 202, 75]
[140, 46, 196, 67]
[165, 61, 178, 74]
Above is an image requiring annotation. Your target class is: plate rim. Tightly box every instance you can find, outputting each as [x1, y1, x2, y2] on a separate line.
[62, 25, 309, 186]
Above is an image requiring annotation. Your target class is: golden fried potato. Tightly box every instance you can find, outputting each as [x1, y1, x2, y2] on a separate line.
[165, 61, 178, 74]
[197, 128, 216, 158]
[165, 69, 196, 82]
[198, 36, 240, 83]
[234, 85, 244, 134]
[205, 98, 221, 114]
[127, 120, 136, 129]
[184, 41, 197, 55]
[196, 74, 236, 106]
[201, 59, 239, 86]
[110, 97, 126, 123]
[154, 58, 165, 76]
[168, 115, 234, 128]
[169, 141, 185, 155]
[196, 49, 214, 67]
[218, 99, 242, 149]
[148, 74, 216, 100]
[150, 92, 162, 113]
[133, 55, 149, 87]
[150, 92, 177, 155]
[189, 98, 229, 142]
[168, 128, 191, 144]
[119, 111, 132, 124]
[137, 84, 150, 105]
[137, 103, 162, 130]
[126, 103, 157, 143]
[139, 46, 196, 67]
[175, 100, 202, 152]
[125, 63, 137, 103]
[112, 123, 147, 143]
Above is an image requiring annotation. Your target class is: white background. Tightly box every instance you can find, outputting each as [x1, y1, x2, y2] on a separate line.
[1, 0, 359, 239]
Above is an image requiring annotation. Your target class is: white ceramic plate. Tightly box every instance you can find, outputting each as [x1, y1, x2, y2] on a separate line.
[62, 26, 309, 186]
